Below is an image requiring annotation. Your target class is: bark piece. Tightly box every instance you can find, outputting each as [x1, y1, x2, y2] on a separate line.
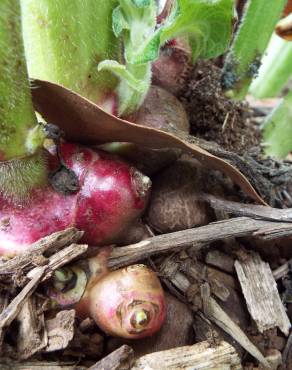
[0, 228, 83, 276]
[16, 296, 47, 359]
[131, 341, 242, 370]
[109, 217, 292, 269]
[45, 310, 76, 352]
[27, 244, 88, 283]
[235, 251, 291, 335]
[205, 250, 235, 273]
[89, 345, 134, 370]
[0, 360, 86, 369]
[201, 284, 270, 368]
[0, 266, 46, 330]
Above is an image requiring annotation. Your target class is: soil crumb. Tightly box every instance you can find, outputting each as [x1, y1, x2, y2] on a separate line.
[179, 61, 260, 154]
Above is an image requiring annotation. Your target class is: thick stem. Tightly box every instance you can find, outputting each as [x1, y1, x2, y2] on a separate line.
[0, 0, 44, 161]
[262, 90, 292, 158]
[21, 0, 119, 108]
[250, 34, 292, 98]
[222, 0, 287, 100]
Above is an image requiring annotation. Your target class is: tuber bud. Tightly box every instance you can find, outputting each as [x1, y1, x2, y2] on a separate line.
[49, 250, 166, 340]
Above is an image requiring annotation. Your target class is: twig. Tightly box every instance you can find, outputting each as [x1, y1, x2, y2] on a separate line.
[27, 244, 88, 283]
[203, 193, 292, 222]
[109, 217, 292, 268]
[89, 345, 134, 370]
[0, 228, 83, 275]
[0, 266, 46, 330]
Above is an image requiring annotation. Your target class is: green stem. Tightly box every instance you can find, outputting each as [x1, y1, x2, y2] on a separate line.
[262, 90, 292, 159]
[250, 34, 292, 98]
[222, 0, 287, 100]
[0, 0, 44, 161]
[21, 0, 119, 106]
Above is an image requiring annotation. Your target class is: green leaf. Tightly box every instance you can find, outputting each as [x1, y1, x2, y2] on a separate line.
[112, 5, 130, 37]
[262, 91, 292, 158]
[160, 0, 233, 61]
[98, 60, 148, 93]
[132, 0, 151, 7]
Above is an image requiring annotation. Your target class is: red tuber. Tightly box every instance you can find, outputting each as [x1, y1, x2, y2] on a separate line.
[0, 143, 151, 256]
[49, 249, 166, 340]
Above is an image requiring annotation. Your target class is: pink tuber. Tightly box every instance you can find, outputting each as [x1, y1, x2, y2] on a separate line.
[0, 143, 151, 256]
[49, 249, 166, 339]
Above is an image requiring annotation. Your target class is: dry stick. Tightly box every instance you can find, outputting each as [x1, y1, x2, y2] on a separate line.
[27, 243, 88, 283]
[0, 227, 83, 275]
[273, 259, 292, 280]
[0, 361, 86, 370]
[201, 283, 271, 369]
[0, 266, 46, 331]
[89, 344, 134, 370]
[203, 193, 292, 222]
[109, 217, 292, 268]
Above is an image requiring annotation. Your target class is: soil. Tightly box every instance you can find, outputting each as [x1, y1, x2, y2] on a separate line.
[179, 61, 261, 155]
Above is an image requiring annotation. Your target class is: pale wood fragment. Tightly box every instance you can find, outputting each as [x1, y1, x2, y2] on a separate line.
[45, 310, 75, 352]
[235, 251, 291, 335]
[0, 228, 83, 276]
[131, 341, 242, 370]
[109, 217, 292, 268]
[16, 296, 47, 359]
[89, 345, 134, 370]
[201, 284, 270, 368]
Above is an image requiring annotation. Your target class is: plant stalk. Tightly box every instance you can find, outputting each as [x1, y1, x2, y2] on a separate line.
[250, 34, 292, 98]
[222, 0, 287, 100]
[21, 0, 119, 109]
[0, 0, 47, 201]
[262, 90, 292, 159]
[0, 0, 44, 161]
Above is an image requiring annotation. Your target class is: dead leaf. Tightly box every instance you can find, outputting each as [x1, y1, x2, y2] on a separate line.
[31, 79, 266, 205]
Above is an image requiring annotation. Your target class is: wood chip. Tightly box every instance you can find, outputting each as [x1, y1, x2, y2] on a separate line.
[109, 217, 292, 269]
[16, 296, 47, 359]
[0, 228, 83, 276]
[235, 251, 291, 335]
[45, 310, 76, 352]
[89, 344, 134, 370]
[131, 341, 242, 370]
[201, 283, 270, 368]
[0, 360, 86, 369]
[27, 244, 88, 283]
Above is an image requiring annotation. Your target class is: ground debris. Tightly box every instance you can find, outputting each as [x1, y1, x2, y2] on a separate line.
[235, 251, 291, 335]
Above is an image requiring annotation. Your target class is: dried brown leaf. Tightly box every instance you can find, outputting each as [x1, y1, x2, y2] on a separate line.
[31, 79, 266, 205]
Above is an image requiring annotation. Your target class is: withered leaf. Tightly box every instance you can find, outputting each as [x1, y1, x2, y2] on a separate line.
[31, 79, 266, 205]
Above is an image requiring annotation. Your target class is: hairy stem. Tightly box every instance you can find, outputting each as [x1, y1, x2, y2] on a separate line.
[250, 34, 292, 98]
[0, 0, 44, 161]
[262, 90, 292, 158]
[21, 0, 119, 108]
[222, 0, 286, 100]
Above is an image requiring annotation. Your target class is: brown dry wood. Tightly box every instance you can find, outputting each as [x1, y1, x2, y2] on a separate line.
[158, 256, 269, 368]
[131, 340, 242, 370]
[234, 251, 291, 335]
[26, 243, 88, 283]
[205, 250, 235, 274]
[273, 259, 291, 280]
[16, 296, 47, 359]
[45, 310, 75, 352]
[201, 284, 271, 368]
[88, 345, 134, 370]
[0, 360, 86, 369]
[0, 228, 83, 275]
[203, 193, 292, 222]
[31, 79, 266, 205]
[0, 266, 46, 331]
[108, 217, 292, 268]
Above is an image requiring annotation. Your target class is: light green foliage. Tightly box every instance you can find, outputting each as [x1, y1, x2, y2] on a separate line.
[223, 0, 287, 99]
[0, 0, 43, 160]
[250, 34, 292, 98]
[262, 91, 292, 159]
[100, 0, 233, 116]
[21, 0, 119, 104]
